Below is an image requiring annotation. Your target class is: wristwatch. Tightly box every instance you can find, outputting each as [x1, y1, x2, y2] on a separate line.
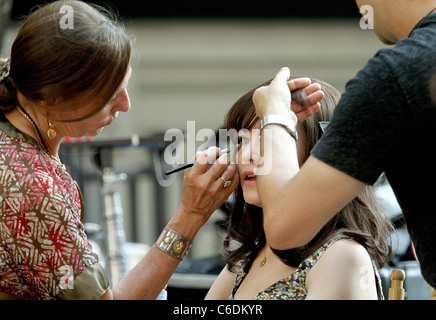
[260, 115, 298, 142]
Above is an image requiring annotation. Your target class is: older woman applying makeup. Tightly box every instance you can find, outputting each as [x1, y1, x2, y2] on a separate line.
[0, 0, 239, 300]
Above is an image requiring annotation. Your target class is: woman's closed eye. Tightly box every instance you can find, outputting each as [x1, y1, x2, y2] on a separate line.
[238, 136, 250, 148]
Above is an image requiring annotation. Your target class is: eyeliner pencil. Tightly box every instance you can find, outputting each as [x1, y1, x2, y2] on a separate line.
[165, 146, 237, 175]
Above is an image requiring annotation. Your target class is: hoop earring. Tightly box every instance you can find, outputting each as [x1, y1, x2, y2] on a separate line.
[47, 120, 56, 140]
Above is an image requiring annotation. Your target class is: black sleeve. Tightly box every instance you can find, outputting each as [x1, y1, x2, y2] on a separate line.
[311, 51, 411, 185]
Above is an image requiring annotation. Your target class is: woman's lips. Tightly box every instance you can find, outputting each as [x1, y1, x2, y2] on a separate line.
[104, 117, 116, 127]
[242, 171, 257, 186]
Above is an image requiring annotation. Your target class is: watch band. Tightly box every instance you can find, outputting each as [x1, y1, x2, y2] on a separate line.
[260, 115, 298, 142]
[155, 227, 193, 261]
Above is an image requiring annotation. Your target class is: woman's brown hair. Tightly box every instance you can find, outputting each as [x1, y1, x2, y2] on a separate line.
[0, 0, 132, 121]
[224, 77, 394, 272]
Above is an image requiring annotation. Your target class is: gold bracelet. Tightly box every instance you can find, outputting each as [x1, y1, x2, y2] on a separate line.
[155, 227, 193, 261]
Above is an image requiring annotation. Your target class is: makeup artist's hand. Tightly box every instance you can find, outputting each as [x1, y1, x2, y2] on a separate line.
[253, 67, 324, 123]
[108, 146, 238, 300]
[176, 147, 238, 230]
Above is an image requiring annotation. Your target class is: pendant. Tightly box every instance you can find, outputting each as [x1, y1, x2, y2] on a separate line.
[260, 257, 267, 267]
[47, 127, 56, 140]
[47, 121, 56, 140]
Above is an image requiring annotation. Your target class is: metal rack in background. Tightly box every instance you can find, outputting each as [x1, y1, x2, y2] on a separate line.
[59, 134, 172, 286]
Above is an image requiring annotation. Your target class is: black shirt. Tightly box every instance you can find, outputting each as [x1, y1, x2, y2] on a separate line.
[312, 13, 436, 287]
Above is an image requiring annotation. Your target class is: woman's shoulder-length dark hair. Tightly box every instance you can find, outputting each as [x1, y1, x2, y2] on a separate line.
[223, 77, 394, 272]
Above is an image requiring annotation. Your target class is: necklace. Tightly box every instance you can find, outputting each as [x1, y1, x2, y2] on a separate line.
[16, 105, 64, 168]
[260, 248, 273, 267]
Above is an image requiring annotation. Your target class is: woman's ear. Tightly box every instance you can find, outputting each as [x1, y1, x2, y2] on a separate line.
[41, 98, 58, 108]
[40, 97, 62, 118]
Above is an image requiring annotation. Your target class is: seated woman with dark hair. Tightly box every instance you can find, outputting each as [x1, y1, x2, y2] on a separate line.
[206, 77, 394, 300]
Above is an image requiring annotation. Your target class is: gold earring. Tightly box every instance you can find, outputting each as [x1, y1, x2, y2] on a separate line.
[47, 120, 56, 139]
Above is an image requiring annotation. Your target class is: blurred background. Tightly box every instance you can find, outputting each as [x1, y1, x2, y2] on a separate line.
[1, 0, 432, 299]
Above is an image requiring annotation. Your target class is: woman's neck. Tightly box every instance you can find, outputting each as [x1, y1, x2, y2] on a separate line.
[10, 95, 61, 156]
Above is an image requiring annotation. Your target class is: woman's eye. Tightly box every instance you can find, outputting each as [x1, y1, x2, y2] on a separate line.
[238, 136, 250, 146]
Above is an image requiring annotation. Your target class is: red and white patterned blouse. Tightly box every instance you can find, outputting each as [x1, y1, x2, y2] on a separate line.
[0, 113, 109, 300]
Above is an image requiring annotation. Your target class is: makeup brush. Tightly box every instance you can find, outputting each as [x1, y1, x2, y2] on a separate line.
[165, 145, 238, 175]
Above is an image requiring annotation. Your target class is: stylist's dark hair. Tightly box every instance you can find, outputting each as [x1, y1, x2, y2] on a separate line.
[224, 77, 394, 271]
[0, 0, 132, 121]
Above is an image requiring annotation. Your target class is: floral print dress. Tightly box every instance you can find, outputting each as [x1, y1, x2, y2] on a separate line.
[228, 235, 384, 300]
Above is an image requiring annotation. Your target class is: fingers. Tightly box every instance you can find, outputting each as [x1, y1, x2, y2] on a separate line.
[204, 152, 231, 179]
[195, 146, 220, 162]
[180, 151, 237, 222]
[210, 160, 238, 190]
[187, 147, 236, 184]
[288, 80, 324, 108]
[305, 83, 324, 107]
[287, 77, 311, 91]
[188, 147, 221, 175]
[295, 103, 321, 123]
[287, 76, 324, 124]
[183, 146, 238, 214]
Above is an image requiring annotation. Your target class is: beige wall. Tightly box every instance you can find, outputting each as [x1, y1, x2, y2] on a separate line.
[107, 18, 387, 138]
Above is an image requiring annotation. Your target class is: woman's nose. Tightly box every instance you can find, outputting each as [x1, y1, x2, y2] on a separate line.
[240, 137, 260, 165]
[112, 89, 131, 113]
